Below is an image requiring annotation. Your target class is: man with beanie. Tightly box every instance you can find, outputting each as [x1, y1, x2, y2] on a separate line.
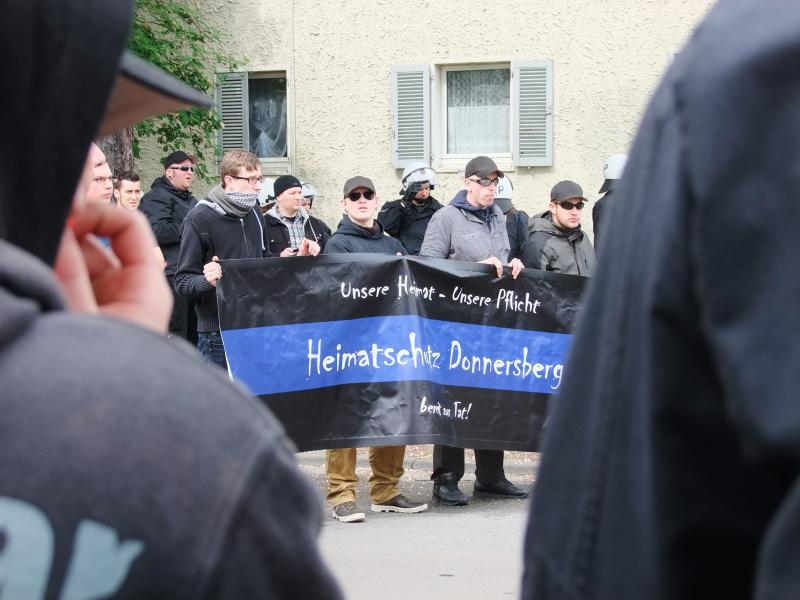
[521, 180, 596, 276]
[265, 174, 329, 255]
[140, 149, 198, 342]
[420, 155, 526, 506]
[174, 150, 319, 368]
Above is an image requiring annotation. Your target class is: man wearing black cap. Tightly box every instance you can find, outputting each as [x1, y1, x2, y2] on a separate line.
[420, 155, 526, 506]
[264, 174, 329, 256]
[521, 180, 596, 276]
[140, 149, 199, 342]
[0, 1, 341, 598]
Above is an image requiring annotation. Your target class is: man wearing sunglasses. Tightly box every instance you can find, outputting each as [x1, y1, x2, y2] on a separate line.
[520, 180, 596, 276]
[420, 155, 527, 506]
[141, 150, 200, 343]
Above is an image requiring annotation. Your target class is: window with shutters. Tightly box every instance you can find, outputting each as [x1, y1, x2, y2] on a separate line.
[217, 71, 289, 173]
[391, 60, 553, 172]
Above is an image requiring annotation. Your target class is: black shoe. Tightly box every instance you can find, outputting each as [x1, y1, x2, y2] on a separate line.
[473, 478, 529, 498]
[433, 473, 468, 506]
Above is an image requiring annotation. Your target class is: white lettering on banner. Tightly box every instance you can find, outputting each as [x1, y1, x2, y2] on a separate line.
[396, 275, 436, 300]
[451, 286, 492, 307]
[419, 396, 471, 420]
[447, 340, 563, 390]
[340, 281, 390, 299]
[495, 289, 541, 314]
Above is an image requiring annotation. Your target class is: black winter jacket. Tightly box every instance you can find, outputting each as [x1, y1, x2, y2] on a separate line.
[591, 188, 615, 255]
[377, 197, 442, 255]
[140, 176, 197, 275]
[174, 202, 269, 332]
[325, 217, 407, 255]
[264, 209, 331, 255]
[522, 2, 800, 599]
[505, 208, 530, 261]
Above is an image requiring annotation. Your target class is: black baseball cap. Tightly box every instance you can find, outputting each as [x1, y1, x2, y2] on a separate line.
[550, 180, 587, 202]
[464, 155, 504, 179]
[162, 150, 198, 168]
[343, 176, 376, 197]
[100, 51, 212, 137]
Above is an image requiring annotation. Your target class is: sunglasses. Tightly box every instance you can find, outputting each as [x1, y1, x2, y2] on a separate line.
[468, 177, 500, 187]
[347, 190, 375, 201]
[556, 200, 585, 210]
[169, 165, 194, 172]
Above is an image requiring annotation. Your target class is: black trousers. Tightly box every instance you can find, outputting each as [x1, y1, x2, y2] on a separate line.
[431, 445, 505, 484]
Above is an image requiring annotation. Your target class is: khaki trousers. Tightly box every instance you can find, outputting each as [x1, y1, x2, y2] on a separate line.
[326, 446, 406, 506]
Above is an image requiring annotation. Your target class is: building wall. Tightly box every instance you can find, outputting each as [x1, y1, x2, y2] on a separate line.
[141, 0, 714, 237]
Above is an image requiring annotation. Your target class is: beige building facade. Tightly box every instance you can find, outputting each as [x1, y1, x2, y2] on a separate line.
[142, 0, 714, 235]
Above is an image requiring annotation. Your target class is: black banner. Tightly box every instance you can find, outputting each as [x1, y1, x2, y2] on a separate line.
[218, 255, 585, 451]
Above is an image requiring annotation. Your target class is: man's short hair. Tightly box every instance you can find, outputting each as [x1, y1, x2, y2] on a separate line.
[220, 149, 260, 185]
[114, 170, 140, 190]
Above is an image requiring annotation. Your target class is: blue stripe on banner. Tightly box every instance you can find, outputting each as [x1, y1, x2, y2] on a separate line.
[222, 315, 572, 396]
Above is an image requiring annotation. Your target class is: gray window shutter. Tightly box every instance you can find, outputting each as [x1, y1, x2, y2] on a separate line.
[511, 60, 553, 167]
[391, 64, 430, 168]
[217, 72, 248, 151]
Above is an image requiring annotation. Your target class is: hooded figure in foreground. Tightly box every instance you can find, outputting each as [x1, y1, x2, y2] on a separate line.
[523, 1, 800, 598]
[0, 1, 342, 598]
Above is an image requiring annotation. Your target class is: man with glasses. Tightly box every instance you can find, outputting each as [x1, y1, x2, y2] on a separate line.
[420, 155, 527, 506]
[174, 149, 319, 368]
[141, 150, 199, 342]
[520, 180, 596, 276]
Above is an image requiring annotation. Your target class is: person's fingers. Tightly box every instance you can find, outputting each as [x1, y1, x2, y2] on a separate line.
[53, 227, 98, 314]
[68, 203, 158, 269]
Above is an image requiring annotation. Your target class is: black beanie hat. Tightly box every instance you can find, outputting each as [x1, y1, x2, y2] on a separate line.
[273, 175, 302, 198]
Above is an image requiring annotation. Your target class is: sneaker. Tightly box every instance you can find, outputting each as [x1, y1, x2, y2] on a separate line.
[473, 478, 529, 498]
[371, 494, 429, 514]
[332, 501, 366, 523]
[432, 473, 468, 506]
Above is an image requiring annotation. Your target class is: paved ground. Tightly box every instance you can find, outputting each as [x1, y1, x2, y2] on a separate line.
[297, 446, 540, 600]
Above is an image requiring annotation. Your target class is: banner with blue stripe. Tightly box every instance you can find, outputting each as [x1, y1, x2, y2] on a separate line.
[218, 255, 585, 451]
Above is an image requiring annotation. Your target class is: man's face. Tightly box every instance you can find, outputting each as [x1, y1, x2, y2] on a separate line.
[86, 143, 113, 204]
[342, 186, 378, 227]
[165, 159, 195, 191]
[276, 186, 303, 216]
[413, 183, 431, 202]
[225, 166, 263, 194]
[114, 179, 142, 210]
[465, 171, 499, 209]
[550, 198, 584, 230]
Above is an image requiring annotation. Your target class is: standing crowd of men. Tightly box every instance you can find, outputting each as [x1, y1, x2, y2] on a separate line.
[88, 139, 623, 523]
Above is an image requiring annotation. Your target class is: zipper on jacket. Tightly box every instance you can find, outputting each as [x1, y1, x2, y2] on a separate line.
[240, 218, 250, 255]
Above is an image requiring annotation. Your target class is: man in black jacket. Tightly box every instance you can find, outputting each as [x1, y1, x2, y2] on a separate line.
[522, 1, 800, 598]
[140, 150, 198, 341]
[174, 151, 319, 368]
[378, 162, 442, 255]
[265, 174, 330, 255]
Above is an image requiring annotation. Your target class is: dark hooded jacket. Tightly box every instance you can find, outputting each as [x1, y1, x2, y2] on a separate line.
[522, 2, 800, 599]
[520, 211, 596, 276]
[140, 175, 197, 274]
[591, 187, 616, 255]
[377, 196, 443, 255]
[264, 206, 331, 255]
[0, 2, 341, 599]
[325, 216, 407, 255]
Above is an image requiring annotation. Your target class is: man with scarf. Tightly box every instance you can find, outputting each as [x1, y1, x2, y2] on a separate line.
[174, 149, 320, 368]
[419, 155, 526, 506]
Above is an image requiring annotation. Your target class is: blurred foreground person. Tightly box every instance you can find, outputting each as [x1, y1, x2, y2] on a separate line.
[0, 1, 342, 598]
[522, 1, 800, 599]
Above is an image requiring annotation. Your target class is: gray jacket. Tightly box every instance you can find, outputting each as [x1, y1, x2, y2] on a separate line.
[419, 191, 510, 262]
[520, 211, 596, 276]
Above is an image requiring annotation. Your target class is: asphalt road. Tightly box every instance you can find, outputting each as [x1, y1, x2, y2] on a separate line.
[297, 447, 539, 600]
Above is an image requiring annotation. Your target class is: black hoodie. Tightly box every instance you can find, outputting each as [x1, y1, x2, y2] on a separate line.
[0, 2, 342, 598]
[140, 175, 198, 275]
[325, 216, 407, 255]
